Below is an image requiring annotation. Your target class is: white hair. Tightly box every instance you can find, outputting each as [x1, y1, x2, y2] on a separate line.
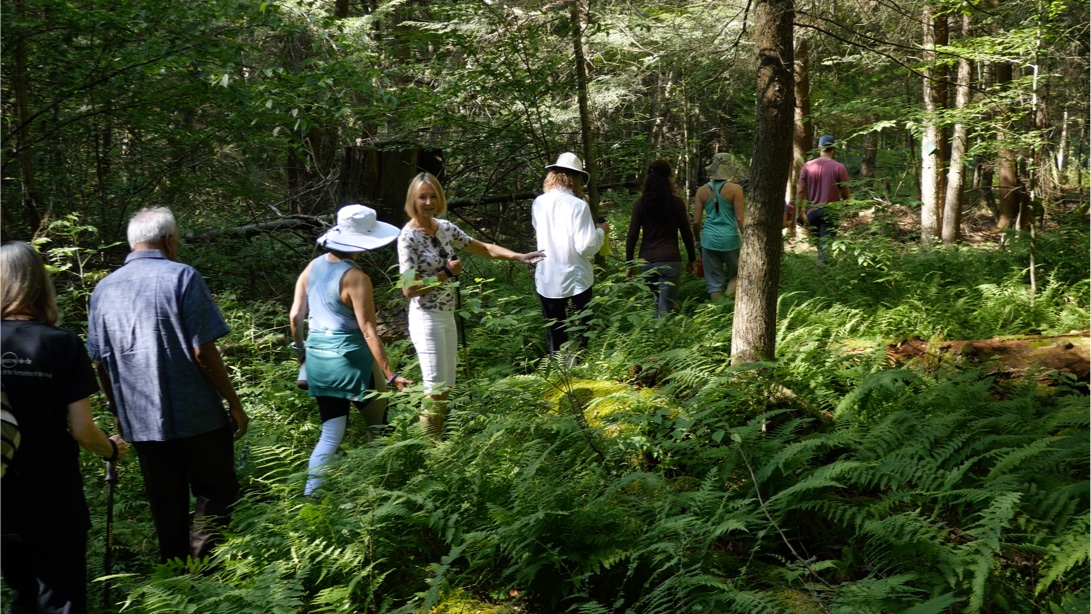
[127, 207, 177, 248]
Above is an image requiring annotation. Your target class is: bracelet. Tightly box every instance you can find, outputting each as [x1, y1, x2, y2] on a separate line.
[290, 342, 304, 353]
[105, 438, 119, 463]
[440, 265, 455, 279]
[387, 373, 398, 386]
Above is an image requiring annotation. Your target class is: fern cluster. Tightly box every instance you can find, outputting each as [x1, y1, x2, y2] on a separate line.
[66, 225, 1088, 613]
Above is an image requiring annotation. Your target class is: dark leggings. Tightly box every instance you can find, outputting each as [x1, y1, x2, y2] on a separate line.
[537, 286, 594, 355]
[316, 396, 368, 423]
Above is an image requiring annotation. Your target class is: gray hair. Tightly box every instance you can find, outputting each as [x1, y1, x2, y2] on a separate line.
[127, 207, 177, 248]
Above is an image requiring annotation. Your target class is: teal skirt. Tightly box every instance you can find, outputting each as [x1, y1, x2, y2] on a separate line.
[305, 329, 375, 402]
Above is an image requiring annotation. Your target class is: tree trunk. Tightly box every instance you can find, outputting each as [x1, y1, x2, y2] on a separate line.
[340, 146, 444, 226]
[11, 0, 42, 235]
[1076, 117, 1085, 189]
[682, 73, 694, 198]
[996, 62, 1029, 229]
[920, 6, 948, 244]
[571, 0, 600, 220]
[1056, 108, 1068, 181]
[942, 13, 973, 246]
[785, 35, 811, 211]
[976, 61, 997, 217]
[1030, 6, 1060, 205]
[860, 114, 879, 179]
[731, 0, 793, 364]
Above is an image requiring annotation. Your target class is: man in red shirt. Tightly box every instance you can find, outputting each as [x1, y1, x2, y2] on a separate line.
[796, 134, 850, 264]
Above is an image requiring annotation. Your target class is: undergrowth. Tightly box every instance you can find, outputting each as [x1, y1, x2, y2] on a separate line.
[35, 216, 1089, 613]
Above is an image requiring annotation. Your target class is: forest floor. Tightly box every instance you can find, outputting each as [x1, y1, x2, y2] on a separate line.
[785, 201, 1006, 253]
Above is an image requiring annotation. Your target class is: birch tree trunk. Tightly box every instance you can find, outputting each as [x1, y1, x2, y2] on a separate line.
[942, 12, 973, 246]
[731, 0, 793, 364]
[920, 6, 948, 244]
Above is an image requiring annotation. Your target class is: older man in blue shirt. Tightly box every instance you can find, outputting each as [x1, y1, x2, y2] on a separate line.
[88, 206, 249, 563]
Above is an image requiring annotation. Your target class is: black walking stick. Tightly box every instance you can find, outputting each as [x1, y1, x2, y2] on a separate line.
[454, 281, 470, 380]
[103, 459, 118, 609]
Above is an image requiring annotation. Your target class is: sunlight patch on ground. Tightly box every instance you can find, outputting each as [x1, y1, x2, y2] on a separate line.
[543, 378, 669, 433]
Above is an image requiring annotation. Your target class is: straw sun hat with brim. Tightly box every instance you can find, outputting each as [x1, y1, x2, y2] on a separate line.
[545, 152, 589, 180]
[317, 204, 400, 252]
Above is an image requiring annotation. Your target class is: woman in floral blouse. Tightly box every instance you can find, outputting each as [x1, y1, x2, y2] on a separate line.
[397, 172, 543, 435]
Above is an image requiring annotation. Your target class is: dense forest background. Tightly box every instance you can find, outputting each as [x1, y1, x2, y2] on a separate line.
[3, 0, 1090, 612]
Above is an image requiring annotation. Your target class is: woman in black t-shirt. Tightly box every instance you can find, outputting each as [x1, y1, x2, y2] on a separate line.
[0, 241, 128, 614]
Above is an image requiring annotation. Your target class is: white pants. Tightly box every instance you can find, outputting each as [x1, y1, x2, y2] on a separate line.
[408, 303, 457, 394]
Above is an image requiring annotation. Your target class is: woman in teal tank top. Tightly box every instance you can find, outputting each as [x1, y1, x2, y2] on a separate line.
[691, 153, 745, 301]
[289, 205, 413, 497]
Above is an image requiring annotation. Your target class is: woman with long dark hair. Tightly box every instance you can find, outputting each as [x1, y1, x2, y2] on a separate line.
[1, 241, 128, 613]
[625, 160, 696, 315]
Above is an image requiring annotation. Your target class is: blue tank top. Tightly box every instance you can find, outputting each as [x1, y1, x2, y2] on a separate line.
[307, 255, 359, 332]
[701, 181, 741, 252]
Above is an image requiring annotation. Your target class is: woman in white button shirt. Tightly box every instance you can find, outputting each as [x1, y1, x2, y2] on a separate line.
[531, 152, 610, 356]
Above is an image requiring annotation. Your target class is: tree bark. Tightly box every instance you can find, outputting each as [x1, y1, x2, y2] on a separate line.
[920, 6, 948, 244]
[11, 0, 42, 235]
[731, 0, 793, 364]
[860, 114, 879, 179]
[942, 13, 973, 246]
[785, 35, 811, 211]
[976, 61, 997, 217]
[1056, 108, 1068, 181]
[571, 0, 600, 219]
[996, 62, 1029, 229]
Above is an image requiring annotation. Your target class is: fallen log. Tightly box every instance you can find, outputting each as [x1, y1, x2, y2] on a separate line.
[184, 215, 330, 242]
[184, 181, 640, 242]
[886, 332, 1091, 381]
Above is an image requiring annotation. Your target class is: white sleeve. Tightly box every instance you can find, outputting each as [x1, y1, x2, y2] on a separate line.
[573, 202, 604, 259]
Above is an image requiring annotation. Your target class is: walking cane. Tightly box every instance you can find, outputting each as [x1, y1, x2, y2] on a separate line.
[103, 459, 118, 609]
[454, 278, 470, 379]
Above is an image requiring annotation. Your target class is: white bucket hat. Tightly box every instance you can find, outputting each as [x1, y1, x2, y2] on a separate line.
[545, 152, 589, 179]
[317, 204, 399, 252]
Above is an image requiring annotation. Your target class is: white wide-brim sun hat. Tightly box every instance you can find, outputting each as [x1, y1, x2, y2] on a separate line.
[545, 152, 589, 179]
[317, 204, 400, 252]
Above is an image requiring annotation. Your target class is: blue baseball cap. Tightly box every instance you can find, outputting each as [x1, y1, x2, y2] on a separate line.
[818, 135, 836, 149]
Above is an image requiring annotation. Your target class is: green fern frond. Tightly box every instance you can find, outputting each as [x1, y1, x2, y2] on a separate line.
[1036, 515, 1091, 596]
